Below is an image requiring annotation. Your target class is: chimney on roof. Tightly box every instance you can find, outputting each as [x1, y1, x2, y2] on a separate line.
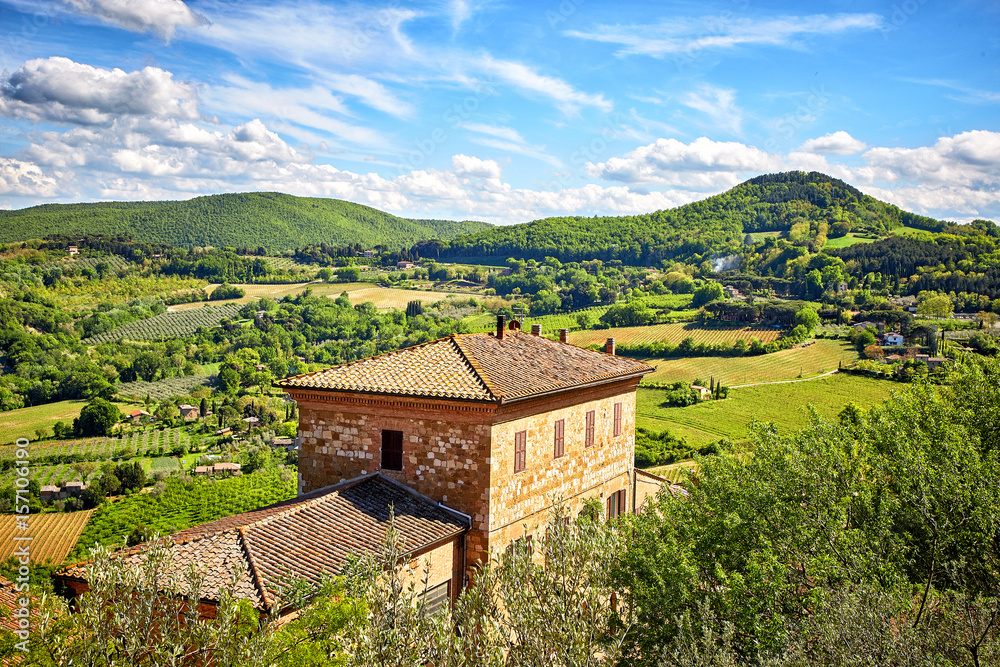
[559, 328, 569, 344]
[497, 314, 506, 340]
[606, 337, 616, 355]
[531, 324, 541, 336]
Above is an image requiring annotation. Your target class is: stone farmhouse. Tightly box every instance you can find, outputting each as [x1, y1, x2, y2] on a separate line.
[57, 316, 656, 617]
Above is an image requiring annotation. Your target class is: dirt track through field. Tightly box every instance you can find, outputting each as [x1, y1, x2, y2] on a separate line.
[729, 369, 840, 389]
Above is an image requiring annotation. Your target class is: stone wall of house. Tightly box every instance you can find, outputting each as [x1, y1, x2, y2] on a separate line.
[486, 379, 638, 556]
[290, 377, 639, 580]
[400, 536, 463, 605]
[293, 390, 495, 567]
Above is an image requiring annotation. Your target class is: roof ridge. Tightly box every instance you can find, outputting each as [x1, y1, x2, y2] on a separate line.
[238, 526, 272, 611]
[449, 335, 501, 400]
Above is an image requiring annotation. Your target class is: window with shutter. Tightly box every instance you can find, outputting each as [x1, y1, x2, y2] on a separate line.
[613, 402, 622, 437]
[422, 580, 450, 615]
[514, 430, 527, 473]
[381, 429, 403, 471]
[553, 419, 565, 459]
[607, 488, 628, 520]
[585, 410, 595, 447]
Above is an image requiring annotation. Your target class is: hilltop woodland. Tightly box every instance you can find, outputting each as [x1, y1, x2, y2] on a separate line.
[7, 357, 999, 667]
[0, 191, 488, 253]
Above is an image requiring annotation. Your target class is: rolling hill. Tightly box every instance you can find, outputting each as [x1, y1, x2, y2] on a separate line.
[433, 171, 948, 264]
[0, 192, 490, 252]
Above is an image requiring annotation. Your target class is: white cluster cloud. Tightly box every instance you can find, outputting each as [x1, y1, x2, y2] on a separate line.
[799, 131, 867, 155]
[861, 130, 1000, 187]
[586, 137, 777, 188]
[451, 154, 503, 180]
[0, 57, 199, 125]
[62, 0, 207, 40]
[0, 158, 62, 197]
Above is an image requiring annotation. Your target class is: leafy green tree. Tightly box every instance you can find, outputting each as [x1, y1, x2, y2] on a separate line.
[130, 352, 161, 383]
[219, 365, 240, 395]
[794, 306, 820, 332]
[600, 300, 655, 327]
[692, 282, 724, 307]
[76, 398, 121, 437]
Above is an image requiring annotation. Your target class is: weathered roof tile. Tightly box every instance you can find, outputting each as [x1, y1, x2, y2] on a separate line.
[59, 475, 467, 612]
[277, 330, 651, 402]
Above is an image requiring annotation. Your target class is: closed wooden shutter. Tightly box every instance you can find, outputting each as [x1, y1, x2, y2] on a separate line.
[585, 410, 595, 447]
[613, 402, 622, 437]
[514, 430, 527, 473]
[553, 419, 565, 459]
[381, 429, 403, 471]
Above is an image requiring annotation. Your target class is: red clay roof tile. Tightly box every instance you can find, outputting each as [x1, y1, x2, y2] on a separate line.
[276, 330, 651, 402]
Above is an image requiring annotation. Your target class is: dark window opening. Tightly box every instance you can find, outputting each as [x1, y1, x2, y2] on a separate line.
[381, 429, 403, 471]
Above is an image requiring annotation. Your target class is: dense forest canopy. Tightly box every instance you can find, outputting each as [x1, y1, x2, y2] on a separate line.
[0, 192, 490, 252]
[436, 171, 953, 264]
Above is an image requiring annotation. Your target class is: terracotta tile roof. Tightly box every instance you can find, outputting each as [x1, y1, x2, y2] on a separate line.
[277, 330, 652, 402]
[0, 575, 40, 632]
[58, 475, 466, 612]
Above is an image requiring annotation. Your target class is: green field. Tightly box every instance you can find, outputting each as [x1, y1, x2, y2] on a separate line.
[637, 373, 895, 447]
[823, 233, 878, 249]
[70, 466, 296, 560]
[0, 399, 145, 445]
[641, 339, 856, 385]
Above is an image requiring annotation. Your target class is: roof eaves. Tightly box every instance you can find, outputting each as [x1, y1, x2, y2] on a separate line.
[499, 366, 653, 404]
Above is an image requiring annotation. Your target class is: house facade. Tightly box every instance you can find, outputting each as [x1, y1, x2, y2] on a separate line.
[58, 317, 654, 617]
[278, 317, 652, 579]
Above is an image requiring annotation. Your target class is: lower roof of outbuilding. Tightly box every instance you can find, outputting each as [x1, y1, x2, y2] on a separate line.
[57, 474, 468, 612]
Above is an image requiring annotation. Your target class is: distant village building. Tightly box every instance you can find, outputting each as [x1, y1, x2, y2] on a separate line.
[178, 404, 200, 420]
[361, 250, 376, 258]
[193, 462, 242, 477]
[129, 409, 151, 423]
[882, 332, 905, 347]
[837, 281, 849, 292]
[723, 285, 741, 299]
[691, 385, 712, 401]
[67, 245, 79, 256]
[396, 261, 415, 270]
[57, 316, 659, 618]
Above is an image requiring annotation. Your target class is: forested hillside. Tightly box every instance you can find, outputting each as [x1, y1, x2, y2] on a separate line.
[435, 171, 947, 264]
[0, 192, 490, 252]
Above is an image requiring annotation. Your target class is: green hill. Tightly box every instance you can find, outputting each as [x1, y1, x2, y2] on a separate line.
[0, 192, 490, 252]
[436, 171, 946, 264]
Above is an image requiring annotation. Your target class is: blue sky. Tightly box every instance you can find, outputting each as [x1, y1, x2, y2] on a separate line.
[0, 0, 996, 224]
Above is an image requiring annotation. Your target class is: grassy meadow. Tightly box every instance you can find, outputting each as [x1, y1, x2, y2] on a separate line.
[637, 373, 895, 447]
[0, 399, 142, 445]
[569, 322, 782, 349]
[641, 339, 856, 385]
